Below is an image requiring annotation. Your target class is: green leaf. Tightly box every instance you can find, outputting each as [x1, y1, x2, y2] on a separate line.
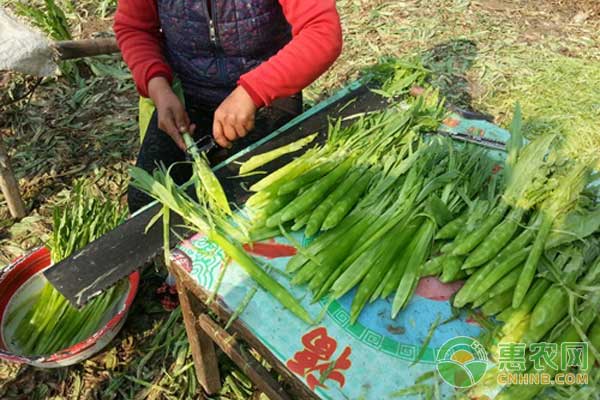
[546, 207, 600, 249]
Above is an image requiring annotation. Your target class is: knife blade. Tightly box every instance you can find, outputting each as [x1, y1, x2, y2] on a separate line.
[43, 205, 188, 308]
[185, 135, 218, 160]
[435, 130, 506, 151]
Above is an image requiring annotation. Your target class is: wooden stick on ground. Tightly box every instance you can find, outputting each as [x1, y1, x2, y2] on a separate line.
[0, 139, 25, 219]
[0, 39, 120, 221]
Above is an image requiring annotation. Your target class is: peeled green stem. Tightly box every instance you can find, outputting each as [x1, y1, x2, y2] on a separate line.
[454, 246, 529, 308]
[239, 133, 318, 175]
[249, 155, 311, 193]
[267, 159, 352, 227]
[183, 133, 231, 215]
[481, 289, 514, 316]
[501, 279, 551, 335]
[321, 170, 373, 230]
[488, 266, 522, 297]
[462, 207, 524, 269]
[452, 201, 509, 256]
[513, 213, 553, 307]
[439, 256, 465, 283]
[435, 212, 468, 240]
[304, 168, 364, 237]
[392, 220, 436, 317]
[277, 160, 338, 196]
[209, 232, 312, 324]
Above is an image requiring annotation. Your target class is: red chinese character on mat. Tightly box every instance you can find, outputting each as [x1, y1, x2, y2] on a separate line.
[286, 327, 352, 390]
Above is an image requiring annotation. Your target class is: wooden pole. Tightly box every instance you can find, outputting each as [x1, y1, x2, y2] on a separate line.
[171, 266, 222, 394]
[53, 38, 120, 60]
[0, 139, 26, 219]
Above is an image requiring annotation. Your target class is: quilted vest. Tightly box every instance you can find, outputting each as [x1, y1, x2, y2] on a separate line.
[157, 0, 291, 106]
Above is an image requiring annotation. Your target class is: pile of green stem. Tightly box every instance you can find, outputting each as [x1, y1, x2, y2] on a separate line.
[245, 92, 445, 241]
[491, 246, 600, 400]
[244, 94, 504, 322]
[446, 127, 600, 398]
[10, 182, 127, 356]
[242, 97, 600, 398]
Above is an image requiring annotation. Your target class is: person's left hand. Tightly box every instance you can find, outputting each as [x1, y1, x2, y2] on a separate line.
[213, 86, 257, 148]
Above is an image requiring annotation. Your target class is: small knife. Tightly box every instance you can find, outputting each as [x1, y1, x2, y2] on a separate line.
[185, 135, 218, 160]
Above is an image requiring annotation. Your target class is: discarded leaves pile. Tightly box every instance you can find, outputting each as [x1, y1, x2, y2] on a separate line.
[131, 67, 600, 399]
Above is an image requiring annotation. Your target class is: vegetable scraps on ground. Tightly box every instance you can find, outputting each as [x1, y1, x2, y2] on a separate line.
[8, 182, 128, 356]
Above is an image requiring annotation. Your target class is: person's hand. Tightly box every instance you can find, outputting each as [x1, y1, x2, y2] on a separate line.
[148, 76, 195, 151]
[213, 86, 257, 148]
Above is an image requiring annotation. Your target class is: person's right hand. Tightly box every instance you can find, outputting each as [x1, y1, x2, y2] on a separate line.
[148, 76, 195, 151]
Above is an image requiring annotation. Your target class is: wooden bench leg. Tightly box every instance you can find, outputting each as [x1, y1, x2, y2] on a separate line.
[174, 272, 222, 394]
[197, 314, 292, 400]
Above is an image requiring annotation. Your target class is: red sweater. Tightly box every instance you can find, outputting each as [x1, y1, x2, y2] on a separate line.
[114, 0, 343, 107]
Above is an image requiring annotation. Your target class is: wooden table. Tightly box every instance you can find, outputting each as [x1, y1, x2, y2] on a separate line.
[169, 261, 317, 400]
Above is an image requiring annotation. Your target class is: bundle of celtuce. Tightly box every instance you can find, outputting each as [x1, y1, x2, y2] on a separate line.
[288, 138, 499, 322]
[449, 133, 598, 318]
[246, 93, 446, 242]
[243, 92, 508, 322]
[471, 242, 600, 400]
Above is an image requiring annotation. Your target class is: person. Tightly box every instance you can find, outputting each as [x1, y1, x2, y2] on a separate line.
[114, 0, 343, 212]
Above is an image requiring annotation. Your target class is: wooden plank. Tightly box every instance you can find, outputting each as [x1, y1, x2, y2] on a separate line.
[173, 267, 222, 394]
[0, 139, 26, 219]
[171, 263, 318, 400]
[53, 38, 119, 60]
[197, 314, 292, 400]
[44, 207, 188, 307]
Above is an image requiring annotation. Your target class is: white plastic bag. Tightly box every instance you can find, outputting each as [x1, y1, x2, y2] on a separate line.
[0, 7, 57, 76]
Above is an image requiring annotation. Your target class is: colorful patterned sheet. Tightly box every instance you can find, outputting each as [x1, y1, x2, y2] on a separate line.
[171, 116, 511, 399]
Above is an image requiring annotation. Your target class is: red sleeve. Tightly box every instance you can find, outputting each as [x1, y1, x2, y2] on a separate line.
[113, 0, 173, 98]
[238, 0, 343, 108]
